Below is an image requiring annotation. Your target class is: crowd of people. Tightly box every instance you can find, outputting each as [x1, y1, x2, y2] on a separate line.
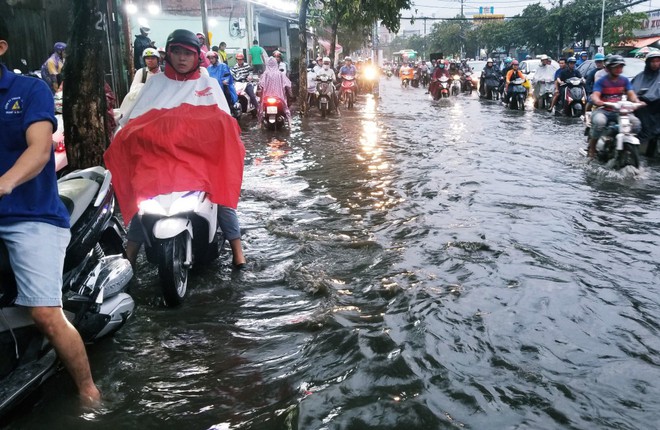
[2, 10, 659, 410]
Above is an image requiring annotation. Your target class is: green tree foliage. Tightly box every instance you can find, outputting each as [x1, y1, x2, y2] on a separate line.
[604, 12, 648, 47]
[422, 0, 646, 59]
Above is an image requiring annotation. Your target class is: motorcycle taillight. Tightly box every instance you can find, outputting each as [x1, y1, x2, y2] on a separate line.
[266, 97, 278, 105]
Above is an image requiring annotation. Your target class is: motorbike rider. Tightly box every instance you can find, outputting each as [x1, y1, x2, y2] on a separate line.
[41, 41, 66, 93]
[479, 58, 501, 97]
[273, 50, 288, 76]
[107, 29, 246, 269]
[547, 57, 567, 112]
[231, 52, 259, 113]
[119, 47, 163, 116]
[339, 56, 357, 79]
[504, 59, 526, 103]
[576, 51, 589, 67]
[130, 47, 161, 92]
[531, 55, 557, 108]
[429, 61, 451, 98]
[583, 53, 606, 112]
[631, 52, 660, 148]
[552, 56, 583, 112]
[0, 17, 102, 406]
[259, 56, 293, 127]
[460, 59, 471, 74]
[499, 57, 513, 96]
[316, 56, 339, 112]
[313, 56, 324, 74]
[587, 55, 643, 159]
[399, 61, 414, 87]
[585, 53, 605, 96]
[206, 50, 239, 115]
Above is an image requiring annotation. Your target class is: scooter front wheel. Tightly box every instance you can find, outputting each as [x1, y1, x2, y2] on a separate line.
[158, 233, 189, 307]
[616, 143, 640, 169]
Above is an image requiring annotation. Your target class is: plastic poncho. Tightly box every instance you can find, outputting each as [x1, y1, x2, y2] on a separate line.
[104, 62, 245, 224]
[259, 57, 291, 122]
[632, 63, 660, 140]
[207, 61, 237, 104]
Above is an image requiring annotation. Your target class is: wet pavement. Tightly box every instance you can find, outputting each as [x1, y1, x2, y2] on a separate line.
[6, 78, 660, 430]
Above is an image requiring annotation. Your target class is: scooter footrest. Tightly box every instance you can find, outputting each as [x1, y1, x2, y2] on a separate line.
[0, 349, 57, 412]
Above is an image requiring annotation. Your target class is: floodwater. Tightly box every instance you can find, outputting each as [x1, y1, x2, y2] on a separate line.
[6, 78, 660, 430]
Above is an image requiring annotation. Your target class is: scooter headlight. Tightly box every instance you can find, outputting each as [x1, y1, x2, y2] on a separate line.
[169, 192, 201, 215]
[453, 75, 460, 80]
[364, 66, 377, 80]
[139, 199, 167, 216]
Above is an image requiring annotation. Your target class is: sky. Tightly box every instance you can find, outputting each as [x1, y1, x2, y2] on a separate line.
[397, 0, 659, 34]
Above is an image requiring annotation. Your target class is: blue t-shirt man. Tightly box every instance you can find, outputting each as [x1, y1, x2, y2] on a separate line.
[0, 64, 68, 228]
[593, 74, 633, 109]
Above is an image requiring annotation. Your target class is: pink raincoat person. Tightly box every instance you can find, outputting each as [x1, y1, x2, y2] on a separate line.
[258, 57, 292, 125]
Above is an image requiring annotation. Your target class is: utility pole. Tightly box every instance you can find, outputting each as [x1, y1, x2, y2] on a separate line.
[423, 18, 427, 60]
[200, 0, 209, 44]
[557, 0, 564, 59]
[460, 0, 465, 18]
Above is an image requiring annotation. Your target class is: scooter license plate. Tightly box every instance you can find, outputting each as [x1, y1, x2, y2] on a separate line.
[266, 106, 278, 114]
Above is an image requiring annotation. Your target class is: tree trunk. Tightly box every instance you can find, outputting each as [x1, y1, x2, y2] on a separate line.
[330, 20, 339, 67]
[63, 0, 108, 170]
[298, 0, 311, 117]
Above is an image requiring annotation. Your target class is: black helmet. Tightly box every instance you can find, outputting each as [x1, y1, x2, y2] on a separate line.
[165, 29, 200, 54]
[605, 54, 625, 69]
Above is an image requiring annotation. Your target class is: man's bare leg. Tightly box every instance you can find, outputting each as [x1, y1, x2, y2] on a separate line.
[30, 307, 101, 406]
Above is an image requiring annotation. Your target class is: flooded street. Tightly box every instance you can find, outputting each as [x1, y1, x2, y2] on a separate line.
[8, 78, 660, 430]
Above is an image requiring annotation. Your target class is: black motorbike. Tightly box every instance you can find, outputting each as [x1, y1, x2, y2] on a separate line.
[481, 75, 501, 100]
[558, 77, 586, 117]
[506, 77, 527, 110]
[261, 96, 287, 130]
[0, 166, 134, 416]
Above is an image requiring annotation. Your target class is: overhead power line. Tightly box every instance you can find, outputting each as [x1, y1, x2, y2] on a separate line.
[401, 0, 650, 21]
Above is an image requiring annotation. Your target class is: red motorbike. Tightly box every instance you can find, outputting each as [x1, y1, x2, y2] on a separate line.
[340, 75, 356, 110]
[430, 75, 451, 100]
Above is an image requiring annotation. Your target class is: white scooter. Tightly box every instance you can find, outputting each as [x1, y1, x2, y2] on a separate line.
[583, 100, 643, 169]
[137, 191, 223, 307]
[234, 73, 259, 119]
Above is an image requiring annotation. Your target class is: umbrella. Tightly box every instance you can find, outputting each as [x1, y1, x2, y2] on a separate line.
[629, 46, 660, 56]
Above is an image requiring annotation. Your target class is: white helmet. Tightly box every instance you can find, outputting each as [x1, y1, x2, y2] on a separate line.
[142, 47, 159, 58]
[486, 58, 493, 63]
[539, 54, 548, 61]
[322, 56, 331, 63]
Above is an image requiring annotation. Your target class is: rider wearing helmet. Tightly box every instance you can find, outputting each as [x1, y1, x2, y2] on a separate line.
[339, 56, 357, 79]
[41, 42, 67, 93]
[550, 56, 583, 111]
[576, 51, 589, 67]
[479, 57, 501, 98]
[313, 56, 324, 74]
[504, 59, 525, 102]
[316, 56, 339, 111]
[532, 54, 558, 107]
[272, 50, 288, 76]
[130, 48, 161, 91]
[585, 52, 606, 96]
[206, 50, 238, 111]
[231, 52, 259, 111]
[107, 28, 246, 270]
[587, 55, 643, 158]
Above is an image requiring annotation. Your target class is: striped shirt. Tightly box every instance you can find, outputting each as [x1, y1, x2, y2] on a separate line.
[231, 63, 253, 82]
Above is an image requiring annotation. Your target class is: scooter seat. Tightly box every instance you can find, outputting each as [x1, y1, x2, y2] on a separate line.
[58, 178, 100, 227]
